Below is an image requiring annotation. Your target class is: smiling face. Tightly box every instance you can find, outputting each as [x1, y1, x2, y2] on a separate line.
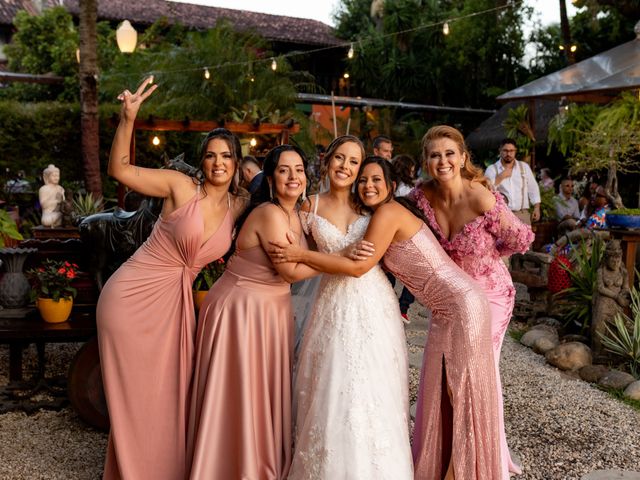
[271, 150, 307, 202]
[425, 137, 465, 183]
[201, 138, 236, 188]
[327, 141, 363, 189]
[357, 162, 393, 209]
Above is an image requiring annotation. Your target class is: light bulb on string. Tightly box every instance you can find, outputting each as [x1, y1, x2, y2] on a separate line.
[343, 72, 350, 79]
[347, 43, 354, 59]
[442, 22, 450, 35]
[271, 58, 277, 71]
[152, 136, 160, 146]
[250, 138, 257, 147]
[204, 67, 210, 80]
[570, 44, 577, 53]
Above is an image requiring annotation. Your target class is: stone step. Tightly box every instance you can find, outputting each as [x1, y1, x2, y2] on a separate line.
[408, 351, 424, 370]
[582, 471, 640, 480]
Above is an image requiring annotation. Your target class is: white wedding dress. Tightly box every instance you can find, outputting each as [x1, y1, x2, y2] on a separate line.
[288, 197, 413, 480]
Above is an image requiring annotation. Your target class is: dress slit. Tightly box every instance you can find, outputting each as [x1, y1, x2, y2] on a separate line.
[440, 355, 454, 479]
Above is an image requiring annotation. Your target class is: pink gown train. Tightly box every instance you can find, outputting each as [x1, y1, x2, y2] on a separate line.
[384, 224, 501, 479]
[412, 187, 534, 478]
[187, 245, 293, 480]
[97, 193, 233, 480]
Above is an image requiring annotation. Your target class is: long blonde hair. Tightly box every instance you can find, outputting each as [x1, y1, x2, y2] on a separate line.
[421, 125, 490, 190]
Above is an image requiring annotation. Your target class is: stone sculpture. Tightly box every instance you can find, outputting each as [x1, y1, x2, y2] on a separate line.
[39, 164, 65, 227]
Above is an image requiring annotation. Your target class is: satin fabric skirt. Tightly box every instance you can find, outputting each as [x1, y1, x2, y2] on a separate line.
[187, 268, 293, 480]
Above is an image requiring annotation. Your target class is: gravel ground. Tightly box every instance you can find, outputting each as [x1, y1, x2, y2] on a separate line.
[1, 308, 639, 479]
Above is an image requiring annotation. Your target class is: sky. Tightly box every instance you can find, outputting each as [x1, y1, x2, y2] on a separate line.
[168, 0, 579, 27]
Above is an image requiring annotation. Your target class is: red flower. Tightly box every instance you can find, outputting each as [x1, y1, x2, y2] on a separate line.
[66, 271, 76, 279]
[58, 267, 66, 274]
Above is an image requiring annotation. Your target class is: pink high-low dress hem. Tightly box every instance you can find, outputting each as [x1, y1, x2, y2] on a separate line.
[187, 245, 293, 480]
[97, 193, 233, 480]
[411, 187, 534, 478]
[384, 224, 502, 480]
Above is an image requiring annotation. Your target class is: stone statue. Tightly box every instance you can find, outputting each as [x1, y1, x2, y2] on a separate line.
[591, 240, 631, 359]
[39, 164, 65, 227]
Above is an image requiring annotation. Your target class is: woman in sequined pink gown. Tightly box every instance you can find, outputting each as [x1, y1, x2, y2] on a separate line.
[187, 145, 319, 480]
[411, 125, 534, 478]
[97, 78, 246, 480]
[270, 157, 502, 479]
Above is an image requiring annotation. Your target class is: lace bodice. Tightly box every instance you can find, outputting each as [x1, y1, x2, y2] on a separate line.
[300, 211, 370, 254]
[410, 187, 534, 293]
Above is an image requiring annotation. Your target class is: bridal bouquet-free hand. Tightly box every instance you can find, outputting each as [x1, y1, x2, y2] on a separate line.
[28, 259, 78, 301]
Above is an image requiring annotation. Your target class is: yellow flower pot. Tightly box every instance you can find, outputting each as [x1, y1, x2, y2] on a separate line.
[193, 290, 208, 310]
[37, 297, 73, 323]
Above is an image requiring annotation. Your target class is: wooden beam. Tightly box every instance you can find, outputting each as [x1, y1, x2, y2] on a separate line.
[132, 118, 299, 135]
[0, 72, 65, 84]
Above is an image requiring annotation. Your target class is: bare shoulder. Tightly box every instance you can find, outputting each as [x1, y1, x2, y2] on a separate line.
[467, 181, 496, 214]
[299, 195, 314, 214]
[375, 200, 406, 219]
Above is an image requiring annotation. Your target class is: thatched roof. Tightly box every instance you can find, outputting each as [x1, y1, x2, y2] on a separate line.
[466, 99, 560, 151]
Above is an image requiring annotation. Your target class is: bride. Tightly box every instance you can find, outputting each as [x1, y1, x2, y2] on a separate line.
[288, 136, 412, 479]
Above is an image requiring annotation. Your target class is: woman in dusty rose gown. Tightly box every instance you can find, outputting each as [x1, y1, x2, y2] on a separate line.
[411, 125, 533, 478]
[270, 157, 502, 480]
[97, 78, 246, 480]
[187, 145, 319, 480]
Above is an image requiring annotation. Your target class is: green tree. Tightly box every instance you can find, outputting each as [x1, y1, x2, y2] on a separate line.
[334, 0, 532, 108]
[3, 7, 79, 101]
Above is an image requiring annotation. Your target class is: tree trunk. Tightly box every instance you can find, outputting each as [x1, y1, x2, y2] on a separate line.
[607, 150, 623, 209]
[79, 0, 102, 198]
[559, 0, 576, 65]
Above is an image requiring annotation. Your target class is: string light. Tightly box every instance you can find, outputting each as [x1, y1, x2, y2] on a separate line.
[347, 43, 354, 59]
[570, 45, 577, 53]
[250, 137, 257, 147]
[442, 22, 450, 35]
[102, 4, 510, 82]
[343, 73, 350, 79]
[204, 67, 210, 79]
[152, 136, 160, 146]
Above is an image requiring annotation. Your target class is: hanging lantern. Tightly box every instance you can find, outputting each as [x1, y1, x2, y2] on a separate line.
[116, 20, 137, 53]
[271, 58, 277, 71]
[347, 43, 354, 59]
[442, 22, 450, 35]
[204, 67, 211, 80]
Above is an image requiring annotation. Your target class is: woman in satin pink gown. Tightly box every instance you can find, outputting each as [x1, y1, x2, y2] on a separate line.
[187, 145, 319, 480]
[410, 125, 534, 478]
[96, 78, 246, 480]
[270, 157, 502, 479]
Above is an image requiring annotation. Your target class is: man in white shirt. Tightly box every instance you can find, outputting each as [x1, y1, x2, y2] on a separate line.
[554, 177, 580, 235]
[484, 138, 541, 225]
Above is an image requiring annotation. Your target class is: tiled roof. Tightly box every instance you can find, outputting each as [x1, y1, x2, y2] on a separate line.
[62, 0, 341, 47]
[0, 0, 59, 25]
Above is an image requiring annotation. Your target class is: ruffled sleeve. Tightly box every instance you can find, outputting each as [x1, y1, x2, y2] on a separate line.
[485, 192, 534, 256]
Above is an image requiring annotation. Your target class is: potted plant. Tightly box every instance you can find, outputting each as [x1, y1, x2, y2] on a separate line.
[27, 259, 78, 323]
[193, 258, 226, 309]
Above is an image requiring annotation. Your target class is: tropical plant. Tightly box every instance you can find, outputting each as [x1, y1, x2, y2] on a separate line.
[600, 286, 640, 378]
[538, 185, 557, 221]
[0, 209, 23, 247]
[503, 104, 535, 159]
[27, 259, 78, 301]
[554, 236, 605, 334]
[193, 258, 226, 291]
[72, 192, 104, 218]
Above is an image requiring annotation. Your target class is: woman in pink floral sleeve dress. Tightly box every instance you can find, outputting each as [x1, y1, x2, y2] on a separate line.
[411, 125, 534, 478]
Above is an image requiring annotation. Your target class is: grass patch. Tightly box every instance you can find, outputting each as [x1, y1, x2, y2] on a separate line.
[509, 328, 525, 343]
[598, 386, 640, 412]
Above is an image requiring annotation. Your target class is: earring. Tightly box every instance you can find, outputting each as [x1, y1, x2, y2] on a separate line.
[461, 162, 465, 169]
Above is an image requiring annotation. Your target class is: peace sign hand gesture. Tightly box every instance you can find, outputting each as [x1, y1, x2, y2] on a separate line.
[117, 76, 157, 123]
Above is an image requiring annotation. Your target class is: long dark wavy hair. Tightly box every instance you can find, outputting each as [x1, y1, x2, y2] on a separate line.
[354, 156, 427, 222]
[195, 128, 242, 195]
[235, 144, 308, 233]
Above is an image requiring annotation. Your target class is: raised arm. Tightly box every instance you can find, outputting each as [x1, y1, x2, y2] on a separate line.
[270, 203, 401, 277]
[108, 77, 189, 198]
